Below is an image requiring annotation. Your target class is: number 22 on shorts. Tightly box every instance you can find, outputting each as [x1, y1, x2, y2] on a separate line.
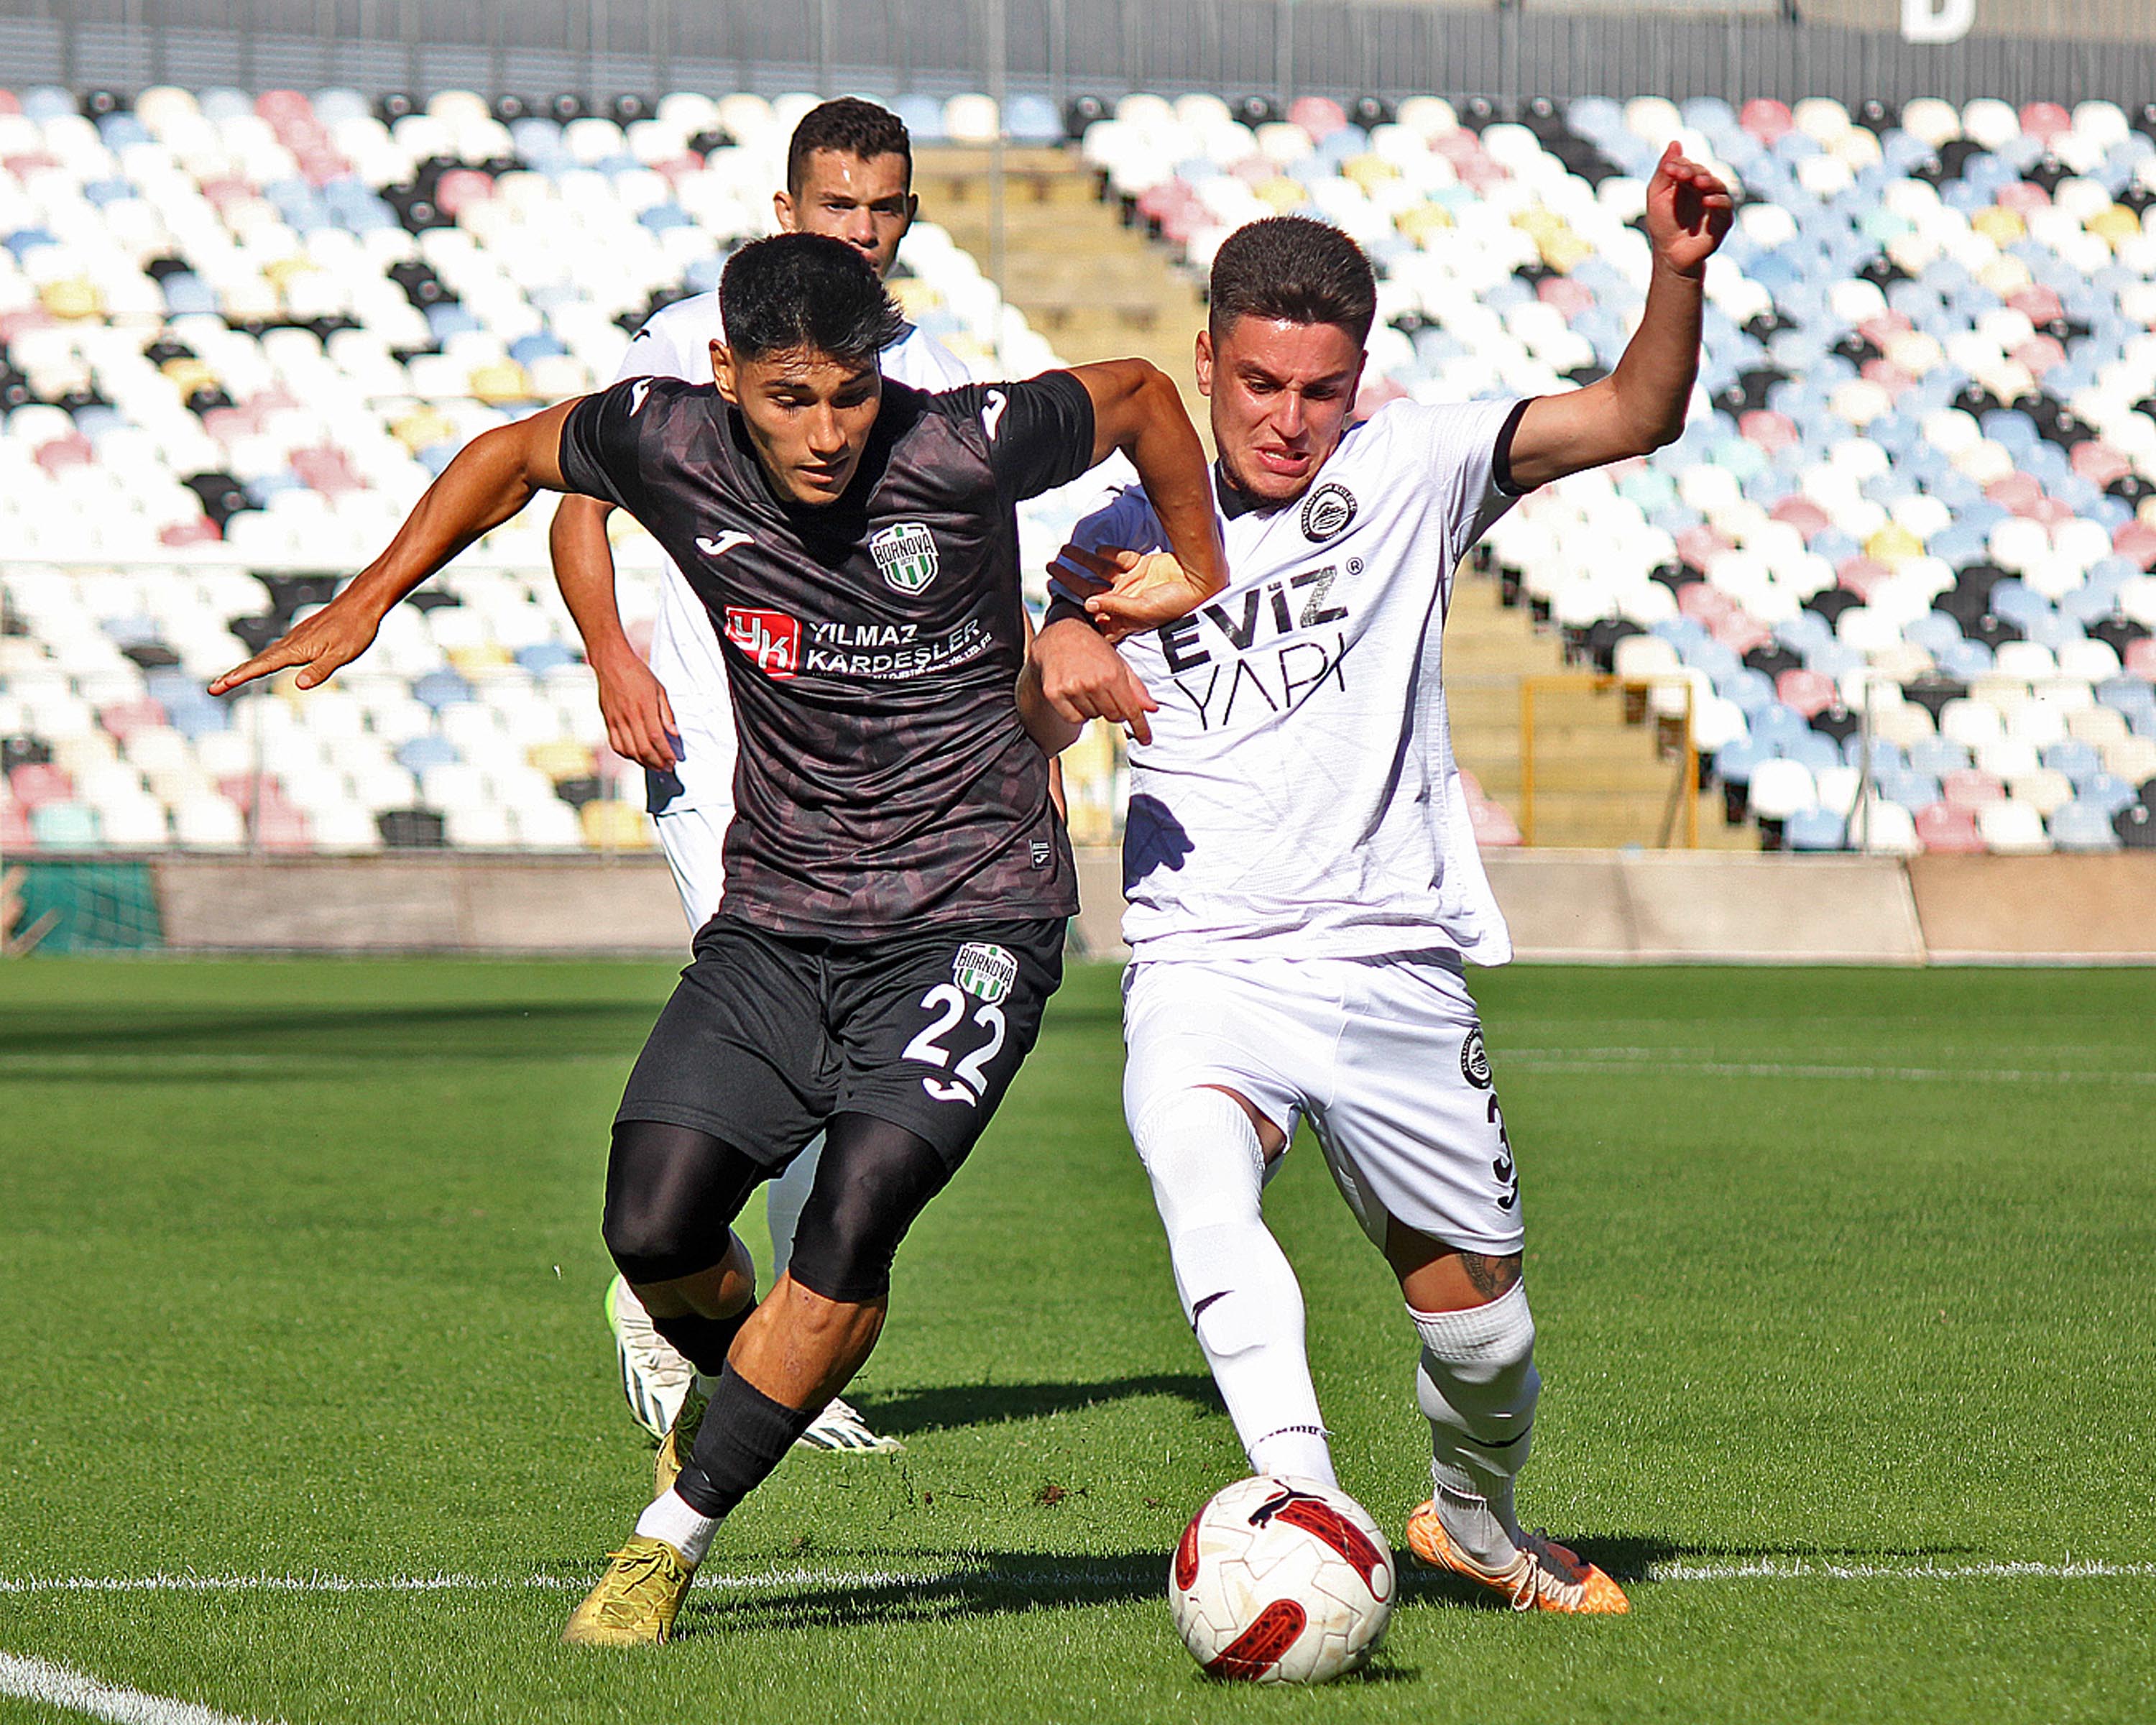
[903, 983, 1008, 1105]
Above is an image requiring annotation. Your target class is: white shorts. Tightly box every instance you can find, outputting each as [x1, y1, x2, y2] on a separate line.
[654, 803, 725, 932]
[1121, 950, 1524, 1256]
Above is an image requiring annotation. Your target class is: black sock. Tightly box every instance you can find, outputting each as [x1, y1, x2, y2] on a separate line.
[673, 1363, 822, 1519]
[648, 1300, 756, 1379]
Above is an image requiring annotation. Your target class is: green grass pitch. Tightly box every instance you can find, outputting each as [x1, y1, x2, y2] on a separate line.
[1, 956, 2153, 1723]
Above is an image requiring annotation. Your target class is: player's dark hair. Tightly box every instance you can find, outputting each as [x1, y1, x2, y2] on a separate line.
[1208, 215, 1377, 347]
[786, 96, 913, 196]
[719, 232, 906, 364]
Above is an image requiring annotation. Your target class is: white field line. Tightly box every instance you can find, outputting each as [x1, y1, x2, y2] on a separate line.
[1499, 1050, 2156, 1086]
[4, 1557, 2152, 1601]
[0, 1650, 278, 1725]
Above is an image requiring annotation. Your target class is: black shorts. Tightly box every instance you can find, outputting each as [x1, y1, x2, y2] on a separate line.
[617, 914, 1066, 1170]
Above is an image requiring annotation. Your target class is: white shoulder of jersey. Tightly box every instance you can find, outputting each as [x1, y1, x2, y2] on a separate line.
[612, 297, 968, 392]
[612, 293, 723, 387]
[882, 321, 973, 390]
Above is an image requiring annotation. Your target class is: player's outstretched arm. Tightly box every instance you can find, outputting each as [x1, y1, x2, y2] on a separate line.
[1506, 142, 1733, 492]
[549, 495, 678, 769]
[210, 400, 580, 695]
[1066, 360, 1227, 639]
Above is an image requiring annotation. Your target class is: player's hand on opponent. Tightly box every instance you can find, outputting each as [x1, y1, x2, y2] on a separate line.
[593, 650, 681, 769]
[1029, 608, 1159, 746]
[208, 592, 383, 696]
[1644, 141, 1734, 278]
[1055, 543, 1217, 645]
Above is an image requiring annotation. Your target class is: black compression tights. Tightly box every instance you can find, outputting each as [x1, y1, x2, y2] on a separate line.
[602, 1113, 953, 1303]
[602, 1119, 763, 1286]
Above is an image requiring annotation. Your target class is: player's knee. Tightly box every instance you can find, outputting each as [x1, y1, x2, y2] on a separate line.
[786, 1215, 900, 1302]
[1414, 1283, 1539, 1440]
[785, 1117, 949, 1304]
[600, 1192, 717, 1285]
[1131, 1087, 1265, 1238]
[602, 1118, 761, 1284]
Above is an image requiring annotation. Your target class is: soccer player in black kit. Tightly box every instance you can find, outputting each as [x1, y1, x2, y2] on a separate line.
[212, 233, 1225, 1644]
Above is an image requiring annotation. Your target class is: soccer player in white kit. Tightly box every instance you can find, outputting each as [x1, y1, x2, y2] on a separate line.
[550, 99, 967, 1456]
[1028, 147, 1731, 1614]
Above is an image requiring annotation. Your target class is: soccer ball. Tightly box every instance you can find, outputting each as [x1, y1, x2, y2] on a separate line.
[1167, 1476, 1396, 1683]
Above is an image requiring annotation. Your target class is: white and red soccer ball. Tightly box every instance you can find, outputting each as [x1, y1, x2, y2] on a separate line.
[1168, 1476, 1397, 1683]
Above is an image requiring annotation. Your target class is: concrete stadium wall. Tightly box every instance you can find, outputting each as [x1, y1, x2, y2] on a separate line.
[156, 854, 688, 954]
[142, 850, 2155, 964]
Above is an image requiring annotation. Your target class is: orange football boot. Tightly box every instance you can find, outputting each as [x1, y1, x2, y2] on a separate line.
[1406, 1501, 1630, 1613]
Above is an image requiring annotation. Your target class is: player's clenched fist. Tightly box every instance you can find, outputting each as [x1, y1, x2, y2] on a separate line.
[1644, 140, 1734, 278]
[1026, 609, 1159, 746]
[208, 590, 383, 696]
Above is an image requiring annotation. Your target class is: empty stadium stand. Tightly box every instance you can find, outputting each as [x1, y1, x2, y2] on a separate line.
[3, 78, 2155, 860]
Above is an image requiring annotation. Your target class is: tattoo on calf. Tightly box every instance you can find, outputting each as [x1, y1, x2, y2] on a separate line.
[1461, 1253, 1523, 1299]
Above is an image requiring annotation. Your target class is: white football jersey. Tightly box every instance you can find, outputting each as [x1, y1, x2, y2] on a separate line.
[1068, 397, 1526, 965]
[607, 290, 972, 818]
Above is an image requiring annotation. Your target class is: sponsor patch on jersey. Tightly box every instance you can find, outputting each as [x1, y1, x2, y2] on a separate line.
[1029, 840, 1051, 869]
[1460, 1026, 1492, 1090]
[1299, 481, 1357, 542]
[870, 521, 941, 594]
[953, 942, 1017, 1005]
[722, 607, 801, 679]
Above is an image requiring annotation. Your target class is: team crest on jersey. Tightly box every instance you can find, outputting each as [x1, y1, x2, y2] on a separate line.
[871, 522, 941, 594]
[1299, 482, 1357, 543]
[1460, 1026, 1492, 1090]
[723, 607, 801, 679]
[953, 942, 1017, 1005]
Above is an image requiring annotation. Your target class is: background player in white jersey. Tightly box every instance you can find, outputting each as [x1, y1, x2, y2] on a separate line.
[551, 98, 968, 1455]
[1028, 148, 1731, 1614]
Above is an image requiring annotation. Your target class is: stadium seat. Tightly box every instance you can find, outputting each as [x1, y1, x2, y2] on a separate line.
[1914, 802, 1984, 854]
[1977, 799, 2048, 855]
[2049, 801, 2122, 852]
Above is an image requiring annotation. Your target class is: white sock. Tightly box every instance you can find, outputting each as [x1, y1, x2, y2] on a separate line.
[1133, 1087, 1337, 1492]
[635, 1488, 723, 1565]
[762, 1131, 825, 1279]
[1411, 1281, 1539, 1571]
[1250, 1427, 1338, 1489]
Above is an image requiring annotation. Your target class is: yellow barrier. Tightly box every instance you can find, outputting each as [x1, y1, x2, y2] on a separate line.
[1519, 671, 1697, 850]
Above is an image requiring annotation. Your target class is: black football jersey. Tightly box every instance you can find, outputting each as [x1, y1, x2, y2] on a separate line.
[558, 372, 1096, 935]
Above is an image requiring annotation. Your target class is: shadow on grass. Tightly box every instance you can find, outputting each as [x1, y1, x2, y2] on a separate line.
[659, 1530, 1992, 1641]
[855, 1374, 1222, 1436]
[679, 1550, 1165, 1635]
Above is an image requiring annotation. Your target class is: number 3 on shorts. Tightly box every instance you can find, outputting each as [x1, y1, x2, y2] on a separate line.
[903, 983, 1008, 1105]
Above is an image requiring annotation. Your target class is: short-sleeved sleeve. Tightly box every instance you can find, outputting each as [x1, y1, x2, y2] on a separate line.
[609, 294, 719, 387]
[557, 380, 652, 513]
[939, 372, 1097, 502]
[882, 323, 974, 390]
[1381, 397, 1531, 567]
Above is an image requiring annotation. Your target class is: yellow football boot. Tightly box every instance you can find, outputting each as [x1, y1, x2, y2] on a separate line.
[653, 1376, 709, 1501]
[1406, 1501, 1630, 1614]
[561, 1535, 694, 1647]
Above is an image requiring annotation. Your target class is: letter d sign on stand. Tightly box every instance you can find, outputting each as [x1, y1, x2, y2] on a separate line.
[1902, 0, 1975, 43]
